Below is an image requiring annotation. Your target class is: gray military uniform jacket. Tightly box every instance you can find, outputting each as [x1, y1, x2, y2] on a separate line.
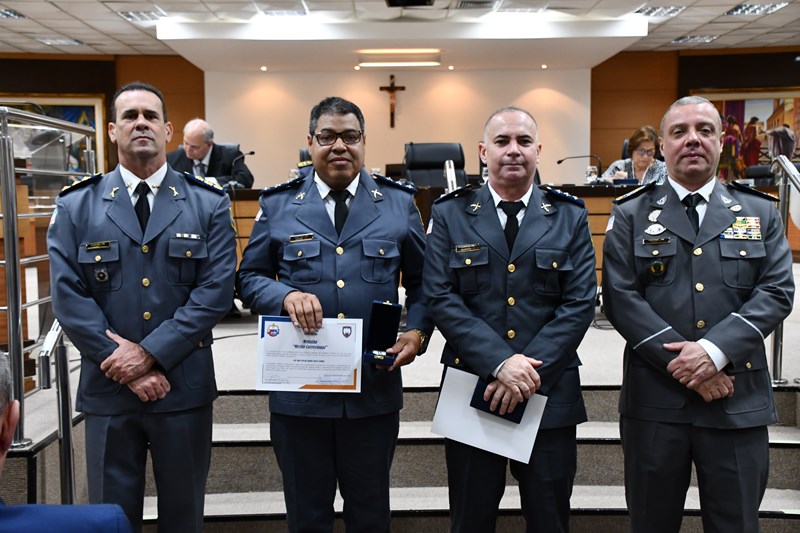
[47, 166, 238, 415]
[423, 184, 596, 429]
[602, 180, 794, 428]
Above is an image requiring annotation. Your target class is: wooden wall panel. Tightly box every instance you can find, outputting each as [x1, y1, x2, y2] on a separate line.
[591, 52, 679, 174]
[114, 56, 205, 153]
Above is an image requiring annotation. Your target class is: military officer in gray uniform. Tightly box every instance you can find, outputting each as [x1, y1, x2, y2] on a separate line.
[48, 81, 237, 532]
[423, 106, 596, 532]
[602, 96, 794, 533]
[237, 96, 431, 532]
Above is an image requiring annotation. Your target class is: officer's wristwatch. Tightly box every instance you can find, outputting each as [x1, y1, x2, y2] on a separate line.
[411, 328, 428, 353]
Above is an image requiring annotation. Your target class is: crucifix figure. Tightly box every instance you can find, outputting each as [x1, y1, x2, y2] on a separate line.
[379, 75, 405, 128]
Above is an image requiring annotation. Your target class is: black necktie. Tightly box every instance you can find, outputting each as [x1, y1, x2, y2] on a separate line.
[194, 162, 206, 177]
[499, 201, 524, 250]
[682, 193, 704, 233]
[329, 190, 350, 235]
[134, 181, 151, 232]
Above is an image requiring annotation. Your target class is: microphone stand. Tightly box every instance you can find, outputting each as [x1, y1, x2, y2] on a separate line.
[556, 154, 603, 177]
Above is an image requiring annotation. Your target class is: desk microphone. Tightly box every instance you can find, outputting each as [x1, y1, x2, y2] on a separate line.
[556, 154, 603, 176]
[233, 150, 255, 166]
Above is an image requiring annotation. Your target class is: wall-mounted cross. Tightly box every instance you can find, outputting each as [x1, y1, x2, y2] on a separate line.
[379, 75, 406, 128]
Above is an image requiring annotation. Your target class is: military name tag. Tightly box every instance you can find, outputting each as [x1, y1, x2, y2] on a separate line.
[175, 233, 201, 239]
[289, 233, 314, 242]
[455, 243, 481, 253]
[85, 241, 110, 251]
[643, 237, 670, 245]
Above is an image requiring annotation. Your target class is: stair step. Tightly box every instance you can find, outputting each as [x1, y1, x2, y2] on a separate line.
[173, 421, 800, 496]
[209, 420, 800, 446]
[142, 486, 800, 523]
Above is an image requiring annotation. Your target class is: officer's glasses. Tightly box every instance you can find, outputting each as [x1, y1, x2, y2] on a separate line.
[314, 130, 363, 146]
[635, 148, 656, 157]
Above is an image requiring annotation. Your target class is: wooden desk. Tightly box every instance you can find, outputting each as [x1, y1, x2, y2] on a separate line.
[229, 184, 800, 281]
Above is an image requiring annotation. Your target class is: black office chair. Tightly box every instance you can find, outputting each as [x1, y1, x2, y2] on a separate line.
[403, 142, 467, 188]
[744, 164, 774, 186]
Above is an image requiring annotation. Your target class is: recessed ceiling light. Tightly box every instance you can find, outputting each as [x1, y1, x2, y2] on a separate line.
[541, 64, 547, 69]
[636, 6, 686, 18]
[117, 11, 164, 22]
[725, 3, 788, 16]
[357, 48, 441, 55]
[37, 37, 84, 46]
[357, 49, 442, 68]
[354, 65, 361, 71]
[0, 8, 26, 19]
[671, 35, 719, 44]
[448, 65, 455, 70]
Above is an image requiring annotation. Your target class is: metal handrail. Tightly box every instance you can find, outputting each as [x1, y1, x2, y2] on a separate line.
[770, 155, 800, 385]
[1, 105, 94, 458]
[0, 106, 96, 136]
[38, 320, 75, 504]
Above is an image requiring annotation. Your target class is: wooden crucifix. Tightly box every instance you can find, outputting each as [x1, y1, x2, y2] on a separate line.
[379, 75, 405, 128]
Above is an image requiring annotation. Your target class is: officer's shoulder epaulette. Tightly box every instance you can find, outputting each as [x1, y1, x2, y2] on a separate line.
[261, 175, 304, 197]
[434, 184, 480, 204]
[297, 160, 312, 168]
[182, 172, 225, 195]
[373, 173, 417, 192]
[729, 180, 780, 202]
[612, 181, 656, 204]
[59, 173, 102, 196]
[539, 185, 585, 207]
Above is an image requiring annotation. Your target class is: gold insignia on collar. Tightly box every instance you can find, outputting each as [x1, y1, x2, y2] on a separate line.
[371, 189, 383, 198]
[169, 186, 178, 197]
[470, 203, 481, 212]
[541, 202, 552, 213]
[295, 192, 306, 200]
[110, 187, 119, 198]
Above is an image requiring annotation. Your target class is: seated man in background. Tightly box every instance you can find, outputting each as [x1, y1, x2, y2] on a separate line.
[0, 355, 133, 532]
[167, 117, 255, 189]
[168, 117, 254, 317]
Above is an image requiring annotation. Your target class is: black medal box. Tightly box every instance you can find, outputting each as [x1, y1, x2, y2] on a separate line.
[363, 300, 403, 367]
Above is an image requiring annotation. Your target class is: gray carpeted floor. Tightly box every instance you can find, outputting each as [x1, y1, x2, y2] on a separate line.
[213, 264, 800, 390]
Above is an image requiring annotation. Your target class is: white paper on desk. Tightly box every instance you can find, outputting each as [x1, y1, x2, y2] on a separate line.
[256, 316, 362, 393]
[431, 367, 547, 464]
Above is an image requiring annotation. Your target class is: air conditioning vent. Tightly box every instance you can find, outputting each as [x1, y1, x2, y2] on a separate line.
[385, 1, 434, 7]
[455, 0, 496, 8]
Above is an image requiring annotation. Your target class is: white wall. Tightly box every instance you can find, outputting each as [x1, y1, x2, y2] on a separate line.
[205, 69, 591, 188]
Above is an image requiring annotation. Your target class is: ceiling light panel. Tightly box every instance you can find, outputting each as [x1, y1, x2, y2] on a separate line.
[725, 3, 788, 16]
[671, 35, 720, 44]
[636, 6, 686, 18]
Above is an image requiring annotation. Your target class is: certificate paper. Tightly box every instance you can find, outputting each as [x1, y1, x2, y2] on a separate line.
[256, 316, 362, 393]
[431, 367, 547, 463]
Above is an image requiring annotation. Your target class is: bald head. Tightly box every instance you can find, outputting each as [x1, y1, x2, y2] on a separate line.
[182, 118, 214, 161]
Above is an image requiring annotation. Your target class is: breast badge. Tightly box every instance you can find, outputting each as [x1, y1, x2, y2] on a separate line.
[648, 209, 661, 222]
[650, 260, 665, 276]
[94, 267, 109, 283]
[645, 223, 666, 236]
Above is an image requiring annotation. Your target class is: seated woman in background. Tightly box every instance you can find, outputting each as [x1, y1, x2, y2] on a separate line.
[602, 126, 667, 185]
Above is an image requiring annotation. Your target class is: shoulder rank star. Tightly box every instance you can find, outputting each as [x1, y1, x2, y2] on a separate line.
[540, 202, 552, 212]
[169, 186, 178, 197]
[470, 202, 481, 212]
[371, 188, 383, 198]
